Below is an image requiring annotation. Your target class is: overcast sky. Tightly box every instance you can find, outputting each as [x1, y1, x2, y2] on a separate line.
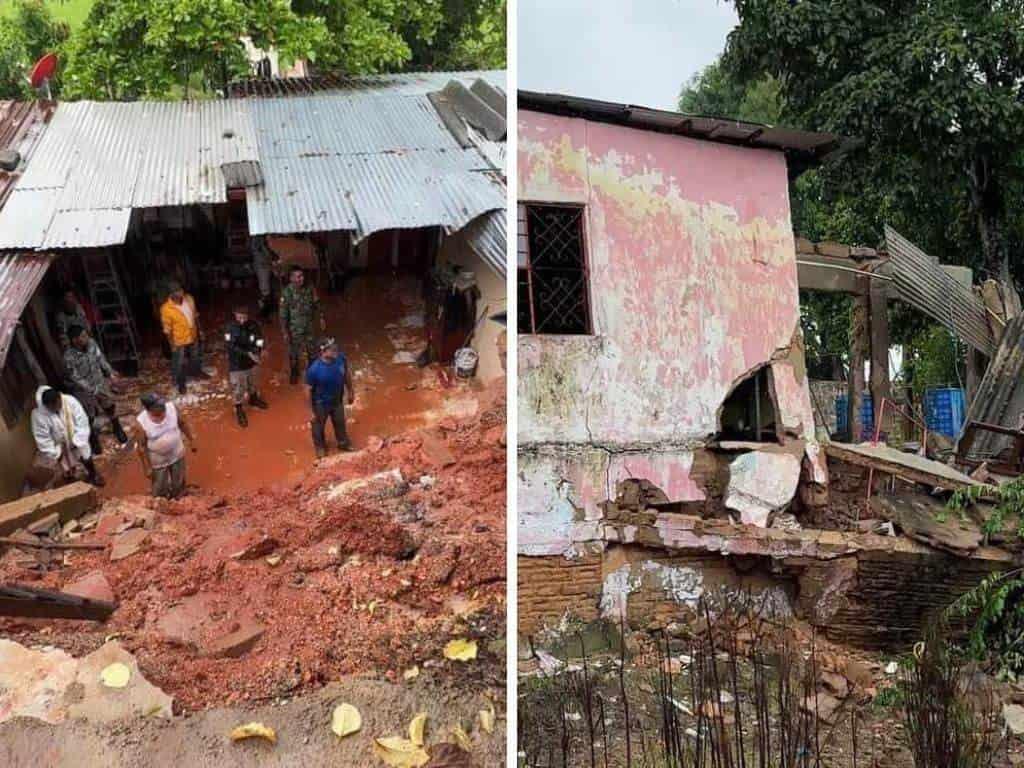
[517, 0, 738, 111]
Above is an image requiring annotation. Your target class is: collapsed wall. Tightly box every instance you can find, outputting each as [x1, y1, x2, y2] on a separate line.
[518, 109, 834, 636]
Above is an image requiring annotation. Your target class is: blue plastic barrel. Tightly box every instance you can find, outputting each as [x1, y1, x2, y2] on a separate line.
[835, 394, 874, 438]
[924, 387, 966, 438]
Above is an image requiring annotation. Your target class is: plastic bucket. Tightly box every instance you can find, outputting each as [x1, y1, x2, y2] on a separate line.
[454, 347, 478, 378]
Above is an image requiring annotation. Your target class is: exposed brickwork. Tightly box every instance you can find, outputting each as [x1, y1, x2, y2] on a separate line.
[518, 553, 603, 634]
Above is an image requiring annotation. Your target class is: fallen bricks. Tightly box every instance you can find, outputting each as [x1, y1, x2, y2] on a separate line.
[0, 482, 97, 537]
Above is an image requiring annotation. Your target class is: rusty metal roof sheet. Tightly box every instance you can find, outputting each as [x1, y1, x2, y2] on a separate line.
[0, 100, 55, 210]
[226, 69, 505, 99]
[886, 225, 995, 357]
[0, 252, 55, 369]
[959, 313, 1024, 459]
[518, 90, 844, 170]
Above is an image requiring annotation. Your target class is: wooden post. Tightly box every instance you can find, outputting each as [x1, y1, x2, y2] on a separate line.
[868, 275, 891, 432]
[848, 293, 870, 441]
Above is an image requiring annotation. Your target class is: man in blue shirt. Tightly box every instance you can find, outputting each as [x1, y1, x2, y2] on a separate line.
[305, 337, 354, 458]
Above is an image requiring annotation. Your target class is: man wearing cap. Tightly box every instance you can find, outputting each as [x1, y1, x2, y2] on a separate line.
[64, 325, 129, 453]
[305, 337, 354, 459]
[160, 282, 208, 395]
[132, 393, 196, 499]
[225, 304, 269, 427]
[280, 266, 324, 385]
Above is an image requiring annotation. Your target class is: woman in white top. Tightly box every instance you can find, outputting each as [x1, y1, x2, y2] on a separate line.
[132, 393, 197, 499]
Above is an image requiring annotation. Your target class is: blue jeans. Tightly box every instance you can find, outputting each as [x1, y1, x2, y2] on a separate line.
[171, 343, 201, 390]
[311, 399, 349, 451]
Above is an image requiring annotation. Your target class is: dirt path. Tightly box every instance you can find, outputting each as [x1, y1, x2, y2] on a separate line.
[100, 273, 458, 497]
[0, 677, 505, 767]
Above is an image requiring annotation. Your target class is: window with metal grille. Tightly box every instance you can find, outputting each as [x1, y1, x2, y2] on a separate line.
[517, 203, 592, 335]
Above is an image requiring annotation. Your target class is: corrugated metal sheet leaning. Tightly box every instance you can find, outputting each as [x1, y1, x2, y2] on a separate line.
[0, 252, 54, 368]
[959, 313, 1024, 460]
[886, 224, 996, 357]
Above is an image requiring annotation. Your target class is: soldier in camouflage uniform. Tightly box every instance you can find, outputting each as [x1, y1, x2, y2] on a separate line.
[250, 235, 280, 318]
[64, 325, 129, 453]
[54, 290, 90, 350]
[279, 265, 324, 384]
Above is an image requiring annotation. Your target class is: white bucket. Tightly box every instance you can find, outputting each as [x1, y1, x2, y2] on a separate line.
[454, 347, 478, 378]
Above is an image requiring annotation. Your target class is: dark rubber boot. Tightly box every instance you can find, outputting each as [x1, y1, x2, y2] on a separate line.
[83, 459, 105, 487]
[249, 393, 269, 410]
[89, 431, 103, 456]
[236, 405, 248, 428]
[315, 446, 326, 460]
[112, 418, 129, 445]
[290, 364, 299, 385]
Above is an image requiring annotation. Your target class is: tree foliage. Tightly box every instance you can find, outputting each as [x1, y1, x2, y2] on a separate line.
[724, 0, 1024, 281]
[62, 0, 331, 99]
[0, 0, 69, 98]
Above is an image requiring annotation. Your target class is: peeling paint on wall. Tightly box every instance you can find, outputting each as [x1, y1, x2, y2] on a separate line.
[518, 109, 825, 557]
[599, 561, 705, 619]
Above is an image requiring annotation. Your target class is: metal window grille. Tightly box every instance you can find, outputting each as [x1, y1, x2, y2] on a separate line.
[518, 204, 591, 335]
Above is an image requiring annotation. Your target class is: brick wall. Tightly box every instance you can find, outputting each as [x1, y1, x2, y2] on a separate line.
[518, 553, 603, 635]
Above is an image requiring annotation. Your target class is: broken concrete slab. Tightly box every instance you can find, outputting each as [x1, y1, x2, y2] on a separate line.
[110, 528, 149, 561]
[63, 572, 116, 605]
[826, 442, 987, 493]
[156, 593, 220, 648]
[321, 468, 405, 501]
[0, 639, 171, 724]
[724, 451, 801, 527]
[871, 494, 983, 556]
[0, 483, 97, 537]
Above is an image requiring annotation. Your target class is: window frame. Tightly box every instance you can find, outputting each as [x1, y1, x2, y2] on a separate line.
[518, 201, 593, 336]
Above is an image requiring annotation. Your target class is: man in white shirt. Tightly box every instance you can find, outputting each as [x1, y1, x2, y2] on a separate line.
[26, 386, 103, 493]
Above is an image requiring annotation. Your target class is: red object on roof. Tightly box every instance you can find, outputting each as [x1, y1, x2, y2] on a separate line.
[29, 54, 58, 89]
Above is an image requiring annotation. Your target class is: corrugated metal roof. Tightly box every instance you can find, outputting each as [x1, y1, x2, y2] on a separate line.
[0, 99, 259, 249]
[0, 71, 506, 249]
[0, 100, 55, 210]
[226, 70, 505, 99]
[0, 252, 54, 369]
[464, 208, 506, 278]
[246, 92, 504, 240]
[959, 313, 1024, 459]
[886, 225, 995, 357]
[519, 90, 845, 171]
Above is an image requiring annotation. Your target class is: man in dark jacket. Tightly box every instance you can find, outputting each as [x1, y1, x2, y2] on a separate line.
[224, 304, 269, 427]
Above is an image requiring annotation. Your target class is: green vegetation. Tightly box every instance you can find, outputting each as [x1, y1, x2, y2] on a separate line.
[0, 0, 505, 100]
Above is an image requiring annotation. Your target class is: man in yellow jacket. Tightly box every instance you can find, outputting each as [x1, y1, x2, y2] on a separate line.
[160, 282, 209, 394]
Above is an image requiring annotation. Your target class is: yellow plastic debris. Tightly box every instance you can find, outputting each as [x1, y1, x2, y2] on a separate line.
[443, 639, 478, 662]
[373, 736, 430, 767]
[409, 712, 428, 746]
[331, 703, 362, 739]
[403, 665, 420, 682]
[100, 662, 131, 688]
[229, 722, 277, 745]
[450, 725, 473, 752]
[478, 704, 495, 734]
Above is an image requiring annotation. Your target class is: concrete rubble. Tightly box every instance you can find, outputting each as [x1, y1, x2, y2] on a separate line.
[0, 639, 172, 724]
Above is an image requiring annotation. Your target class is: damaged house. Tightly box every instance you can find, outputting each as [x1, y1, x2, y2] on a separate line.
[0, 71, 507, 501]
[516, 91, 1012, 648]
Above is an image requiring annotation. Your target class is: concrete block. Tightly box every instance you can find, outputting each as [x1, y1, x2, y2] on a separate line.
[0, 482, 97, 537]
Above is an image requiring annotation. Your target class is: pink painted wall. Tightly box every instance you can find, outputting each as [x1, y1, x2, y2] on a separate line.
[518, 111, 804, 446]
[518, 111, 820, 555]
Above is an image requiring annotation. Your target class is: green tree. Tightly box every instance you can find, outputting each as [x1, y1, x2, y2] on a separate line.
[0, 0, 70, 98]
[63, 0, 331, 99]
[725, 0, 1024, 283]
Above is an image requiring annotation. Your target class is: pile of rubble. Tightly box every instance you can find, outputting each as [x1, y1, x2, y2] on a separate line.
[0, 383, 507, 711]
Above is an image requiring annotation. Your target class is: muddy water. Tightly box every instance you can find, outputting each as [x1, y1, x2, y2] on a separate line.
[102, 274, 441, 496]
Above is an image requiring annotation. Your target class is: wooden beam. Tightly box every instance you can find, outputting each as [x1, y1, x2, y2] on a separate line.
[869, 274, 891, 419]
